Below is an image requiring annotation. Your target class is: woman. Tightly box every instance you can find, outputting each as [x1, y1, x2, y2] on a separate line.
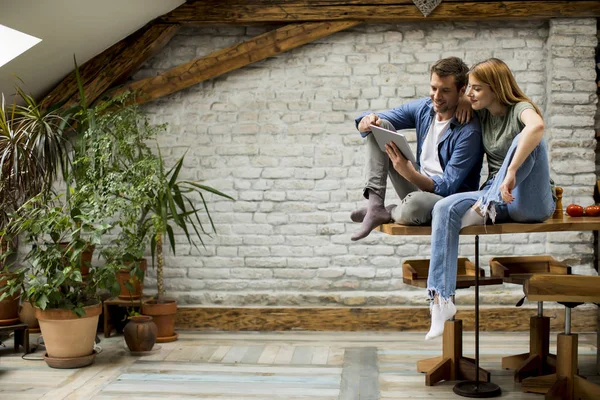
[425, 58, 555, 340]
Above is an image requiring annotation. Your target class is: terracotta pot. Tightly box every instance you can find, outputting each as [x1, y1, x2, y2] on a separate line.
[59, 243, 95, 276]
[123, 315, 157, 352]
[0, 273, 20, 325]
[35, 303, 101, 360]
[18, 301, 39, 330]
[142, 299, 178, 342]
[117, 259, 147, 300]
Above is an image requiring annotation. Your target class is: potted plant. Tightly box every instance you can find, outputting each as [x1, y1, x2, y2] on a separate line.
[75, 101, 233, 341]
[140, 147, 233, 342]
[0, 68, 137, 367]
[103, 232, 148, 301]
[0, 86, 69, 325]
[122, 305, 157, 353]
[3, 191, 120, 368]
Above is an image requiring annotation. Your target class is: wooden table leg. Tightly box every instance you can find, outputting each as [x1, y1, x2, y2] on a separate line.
[453, 235, 501, 397]
[504, 315, 554, 382]
[418, 319, 491, 386]
[103, 301, 112, 338]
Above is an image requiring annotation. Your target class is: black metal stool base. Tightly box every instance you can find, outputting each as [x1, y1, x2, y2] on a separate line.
[453, 381, 501, 398]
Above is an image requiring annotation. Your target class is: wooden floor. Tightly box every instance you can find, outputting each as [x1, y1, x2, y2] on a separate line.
[0, 330, 598, 399]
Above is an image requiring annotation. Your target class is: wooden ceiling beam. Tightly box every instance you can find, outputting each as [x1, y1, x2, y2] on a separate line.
[110, 20, 360, 105]
[161, 1, 600, 24]
[41, 22, 179, 110]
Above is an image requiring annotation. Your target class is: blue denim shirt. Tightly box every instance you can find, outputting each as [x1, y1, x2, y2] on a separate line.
[355, 98, 483, 197]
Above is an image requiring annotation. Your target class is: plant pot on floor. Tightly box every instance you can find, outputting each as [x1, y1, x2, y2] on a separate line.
[35, 303, 102, 368]
[18, 301, 40, 332]
[117, 258, 147, 300]
[59, 243, 95, 276]
[124, 315, 157, 352]
[0, 273, 20, 326]
[142, 299, 178, 342]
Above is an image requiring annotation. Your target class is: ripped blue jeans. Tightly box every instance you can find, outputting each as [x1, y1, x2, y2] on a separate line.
[426, 134, 555, 303]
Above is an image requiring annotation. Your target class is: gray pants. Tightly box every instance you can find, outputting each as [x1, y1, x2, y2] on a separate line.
[363, 120, 442, 225]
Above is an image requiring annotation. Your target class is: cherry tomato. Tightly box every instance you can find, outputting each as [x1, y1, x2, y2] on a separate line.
[585, 205, 600, 217]
[566, 204, 584, 217]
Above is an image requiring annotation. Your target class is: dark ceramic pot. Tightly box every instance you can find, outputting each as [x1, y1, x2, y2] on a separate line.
[123, 315, 157, 352]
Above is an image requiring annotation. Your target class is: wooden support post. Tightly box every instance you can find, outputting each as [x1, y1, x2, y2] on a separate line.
[110, 21, 360, 105]
[41, 22, 179, 109]
[502, 315, 554, 381]
[555, 334, 578, 399]
[523, 329, 600, 399]
[416, 319, 490, 386]
[160, 1, 600, 24]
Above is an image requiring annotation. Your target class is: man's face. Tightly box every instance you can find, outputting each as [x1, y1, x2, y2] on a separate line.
[429, 73, 462, 115]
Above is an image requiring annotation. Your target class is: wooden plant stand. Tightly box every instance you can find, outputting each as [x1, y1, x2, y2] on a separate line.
[0, 323, 29, 353]
[102, 296, 152, 338]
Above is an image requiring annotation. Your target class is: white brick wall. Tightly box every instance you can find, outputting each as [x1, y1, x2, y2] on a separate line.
[134, 19, 599, 307]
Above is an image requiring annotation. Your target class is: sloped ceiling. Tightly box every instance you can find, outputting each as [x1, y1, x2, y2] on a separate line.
[0, 0, 184, 102]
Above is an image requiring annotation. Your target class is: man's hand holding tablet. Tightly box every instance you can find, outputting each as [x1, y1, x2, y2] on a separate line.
[368, 124, 417, 165]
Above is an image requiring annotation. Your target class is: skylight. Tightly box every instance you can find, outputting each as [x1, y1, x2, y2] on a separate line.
[0, 24, 42, 68]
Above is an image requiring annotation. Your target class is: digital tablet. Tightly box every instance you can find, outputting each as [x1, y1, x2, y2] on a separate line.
[369, 124, 417, 165]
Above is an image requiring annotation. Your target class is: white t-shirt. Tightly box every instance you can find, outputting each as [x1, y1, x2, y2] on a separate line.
[420, 117, 451, 178]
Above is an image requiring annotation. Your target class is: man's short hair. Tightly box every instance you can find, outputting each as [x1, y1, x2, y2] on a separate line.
[430, 57, 469, 90]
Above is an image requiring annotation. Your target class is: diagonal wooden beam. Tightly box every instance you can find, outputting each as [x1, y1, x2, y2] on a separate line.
[160, 1, 600, 24]
[41, 22, 179, 110]
[110, 20, 360, 105]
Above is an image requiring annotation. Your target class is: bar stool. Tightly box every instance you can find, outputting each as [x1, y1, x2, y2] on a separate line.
[489, 255, 571, 381]
[522, 274, 600, 400]
[403, 257, 503, 386]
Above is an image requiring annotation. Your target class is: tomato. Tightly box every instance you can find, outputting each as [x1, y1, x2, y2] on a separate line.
[586, 205, 600, 217]
[566, 204, 584, 217]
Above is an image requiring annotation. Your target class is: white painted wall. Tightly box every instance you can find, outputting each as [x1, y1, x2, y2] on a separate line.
[135, 19, 599, 307]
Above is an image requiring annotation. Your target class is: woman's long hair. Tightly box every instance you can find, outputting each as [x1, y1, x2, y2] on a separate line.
[468, 58, 542, 116]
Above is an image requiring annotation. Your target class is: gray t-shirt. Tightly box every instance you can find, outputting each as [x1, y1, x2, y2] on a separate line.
[478, 101, 535, 179]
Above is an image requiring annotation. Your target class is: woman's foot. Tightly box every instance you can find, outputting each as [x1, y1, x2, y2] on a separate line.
[425, 299, 456, 340]
[461, 207, 485, 228]
[471, 199, 485, 216]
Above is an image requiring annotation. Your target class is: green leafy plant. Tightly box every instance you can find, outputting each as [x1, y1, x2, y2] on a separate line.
[2, 192, 120, 315]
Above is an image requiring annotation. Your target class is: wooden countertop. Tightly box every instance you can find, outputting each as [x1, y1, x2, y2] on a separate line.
[377, 215, 600, 236]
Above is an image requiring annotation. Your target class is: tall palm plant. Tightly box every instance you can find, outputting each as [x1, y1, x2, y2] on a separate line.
[0, 87, 69, 258]
[140, 147, 233, 303]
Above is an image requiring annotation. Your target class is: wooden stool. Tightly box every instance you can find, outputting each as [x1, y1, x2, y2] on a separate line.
[522, 274, 600, 400]
[102, 296, 151, 338]
[0, 323, 30, 353]
[490, 255, 571, 381]
[403, 257, 503, 386]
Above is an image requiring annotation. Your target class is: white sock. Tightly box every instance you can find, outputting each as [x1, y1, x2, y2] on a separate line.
[425, 300, 456, 340]
[461, 208, 485, 228]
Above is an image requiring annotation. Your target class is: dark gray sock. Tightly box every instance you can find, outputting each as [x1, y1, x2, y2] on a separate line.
[351, 192, 391, 241]
[351, 204, 397, 223]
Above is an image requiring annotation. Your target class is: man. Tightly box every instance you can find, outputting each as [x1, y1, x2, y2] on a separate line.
[351, 56, 483, 241]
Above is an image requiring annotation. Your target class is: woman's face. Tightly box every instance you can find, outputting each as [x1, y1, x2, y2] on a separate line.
[465, 76, 495, 111]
